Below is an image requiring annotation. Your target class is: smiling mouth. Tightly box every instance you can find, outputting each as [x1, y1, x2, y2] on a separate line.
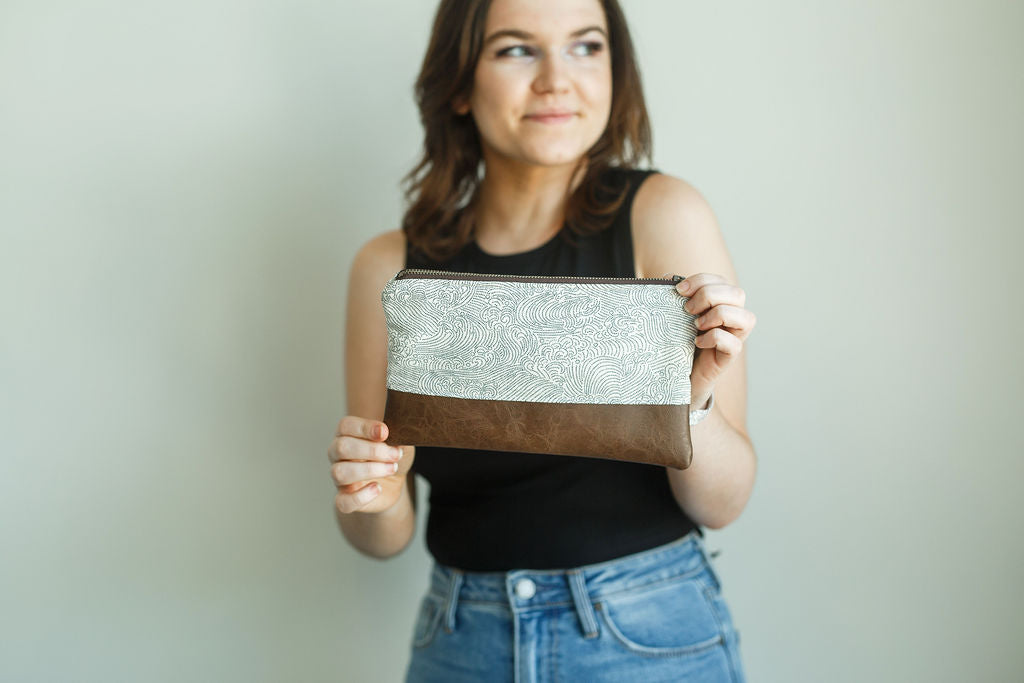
[525, 113, 576, 124]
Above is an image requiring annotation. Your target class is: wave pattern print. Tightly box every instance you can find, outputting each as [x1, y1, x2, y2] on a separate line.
[381, 278, 699, 405]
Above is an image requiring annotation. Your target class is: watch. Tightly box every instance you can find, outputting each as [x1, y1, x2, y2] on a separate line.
[688, 392, 715, 426]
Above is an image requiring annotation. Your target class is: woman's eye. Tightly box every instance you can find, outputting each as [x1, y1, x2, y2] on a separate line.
[572, 41, 604, 57]
[497, 45, 534, 58]
[496, 41, 604, 59]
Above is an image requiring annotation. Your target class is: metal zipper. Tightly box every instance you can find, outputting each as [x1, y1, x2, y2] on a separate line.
[393, 267, 684, 285]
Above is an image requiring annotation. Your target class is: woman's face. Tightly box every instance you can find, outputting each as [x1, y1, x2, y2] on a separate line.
[456, 0, 613, 168]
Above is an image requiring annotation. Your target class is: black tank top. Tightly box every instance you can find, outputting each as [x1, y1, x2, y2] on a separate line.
[404, 166, 699, 571]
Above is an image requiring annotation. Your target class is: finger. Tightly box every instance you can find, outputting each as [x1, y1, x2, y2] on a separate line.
[675, 273, 727, 297]
[707, 324, 752, 343]
[332, 434, 403, 464]
[694, 305, 757, 339]
[335, 482, 381, 514]
[681, 283, 746, 316]
[336, 415, 387, 441]
[695, 327, 744, 357]
[332, 459, 400, 487]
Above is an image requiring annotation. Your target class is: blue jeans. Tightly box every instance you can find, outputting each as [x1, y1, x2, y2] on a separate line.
[404, 530, 746, 682]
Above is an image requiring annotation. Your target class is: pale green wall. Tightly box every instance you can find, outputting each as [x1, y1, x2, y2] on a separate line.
[2, 1, 1021, 681]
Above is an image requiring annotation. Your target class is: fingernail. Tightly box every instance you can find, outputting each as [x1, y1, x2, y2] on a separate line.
[376, 425, 384, 439]
[677, 281, 691, 294]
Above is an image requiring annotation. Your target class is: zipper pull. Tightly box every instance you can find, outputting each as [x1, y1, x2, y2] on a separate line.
[671, 274, 683, 284]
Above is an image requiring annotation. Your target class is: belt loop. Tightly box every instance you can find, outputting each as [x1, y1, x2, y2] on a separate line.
[442, 568, 464, 634]
[693, 534, 722, 592]
[567, 570, 599, 639]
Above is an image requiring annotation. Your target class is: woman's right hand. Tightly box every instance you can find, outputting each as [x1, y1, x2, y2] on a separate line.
[328, 416, 412, 515]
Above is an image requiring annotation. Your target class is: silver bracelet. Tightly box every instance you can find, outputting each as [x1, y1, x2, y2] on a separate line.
[689, 391, 715, 426]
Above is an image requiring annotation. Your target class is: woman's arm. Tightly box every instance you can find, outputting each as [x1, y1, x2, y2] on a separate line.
[336, 228, 420, 558]
[632, 173, 757, 529]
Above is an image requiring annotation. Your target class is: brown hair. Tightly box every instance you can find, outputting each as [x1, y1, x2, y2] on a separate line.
[400, 0, 653, 263]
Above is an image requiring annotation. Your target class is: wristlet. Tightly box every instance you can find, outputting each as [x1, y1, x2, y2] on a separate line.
[380, 268, 702, 469]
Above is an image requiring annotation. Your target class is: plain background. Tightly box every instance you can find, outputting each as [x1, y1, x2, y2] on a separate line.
[2, 0, 1022, 681]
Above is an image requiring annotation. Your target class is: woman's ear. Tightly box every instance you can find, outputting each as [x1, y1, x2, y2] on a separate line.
[452, 96, 470, 115]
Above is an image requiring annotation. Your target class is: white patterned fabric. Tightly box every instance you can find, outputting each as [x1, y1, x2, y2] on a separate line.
[381, 277, 698, 405]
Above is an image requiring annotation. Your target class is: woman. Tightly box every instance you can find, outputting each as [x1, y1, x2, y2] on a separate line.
[328, 0, 757, 680]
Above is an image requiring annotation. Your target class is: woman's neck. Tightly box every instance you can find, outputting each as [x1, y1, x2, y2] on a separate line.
[472, 157, 588, 254]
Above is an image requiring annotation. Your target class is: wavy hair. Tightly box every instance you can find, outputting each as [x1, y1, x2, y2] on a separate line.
[400, 0, 653, 263]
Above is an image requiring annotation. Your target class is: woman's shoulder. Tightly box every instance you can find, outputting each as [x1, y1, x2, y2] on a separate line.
[631, 171, 716, 237]
[348, 228, 406, 294]
[354, 228, 405, 266]
[629, 171, 730, 279]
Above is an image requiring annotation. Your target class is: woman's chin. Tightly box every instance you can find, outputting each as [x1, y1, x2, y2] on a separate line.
[517, 146, 592, 167]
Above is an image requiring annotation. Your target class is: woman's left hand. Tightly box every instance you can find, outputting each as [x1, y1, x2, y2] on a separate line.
[673, 273, 757, 408]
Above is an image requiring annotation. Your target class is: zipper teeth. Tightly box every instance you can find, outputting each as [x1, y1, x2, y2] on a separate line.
[395, 267, 681, 284]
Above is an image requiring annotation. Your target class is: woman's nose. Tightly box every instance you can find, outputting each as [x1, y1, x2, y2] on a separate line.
[532, 50, 572, 94]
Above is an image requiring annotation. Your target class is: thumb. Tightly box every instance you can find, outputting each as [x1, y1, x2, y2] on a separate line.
[690, 344, 726, 388]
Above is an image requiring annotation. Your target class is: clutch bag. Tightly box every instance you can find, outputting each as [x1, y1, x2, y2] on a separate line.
[380, 268, 701, 469]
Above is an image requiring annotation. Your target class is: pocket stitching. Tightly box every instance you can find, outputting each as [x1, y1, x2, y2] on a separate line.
[412, 596, 444, 649]
[702, 584, 744, 683]
[596, 572, 725, 658]
[596, 601, 723, 657]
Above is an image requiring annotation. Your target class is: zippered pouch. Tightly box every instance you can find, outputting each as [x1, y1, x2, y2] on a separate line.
[379, 268, 700, 469]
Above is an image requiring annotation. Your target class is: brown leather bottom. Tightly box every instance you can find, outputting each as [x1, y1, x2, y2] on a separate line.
[382, 389, 692, 470]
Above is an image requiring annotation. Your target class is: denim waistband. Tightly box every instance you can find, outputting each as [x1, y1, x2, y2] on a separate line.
[426, 530, 716, 640]
[427, 529, 714, 607]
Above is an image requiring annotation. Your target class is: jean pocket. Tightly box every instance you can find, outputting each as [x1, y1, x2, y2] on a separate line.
[596, 573, 724, 657]
[411, 594, 444, 649]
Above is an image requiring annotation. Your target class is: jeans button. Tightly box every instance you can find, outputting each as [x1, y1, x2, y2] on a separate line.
[514, 578, 536, 599]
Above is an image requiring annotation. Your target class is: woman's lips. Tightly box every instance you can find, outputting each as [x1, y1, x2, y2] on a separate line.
[525, 113, 576, 124]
